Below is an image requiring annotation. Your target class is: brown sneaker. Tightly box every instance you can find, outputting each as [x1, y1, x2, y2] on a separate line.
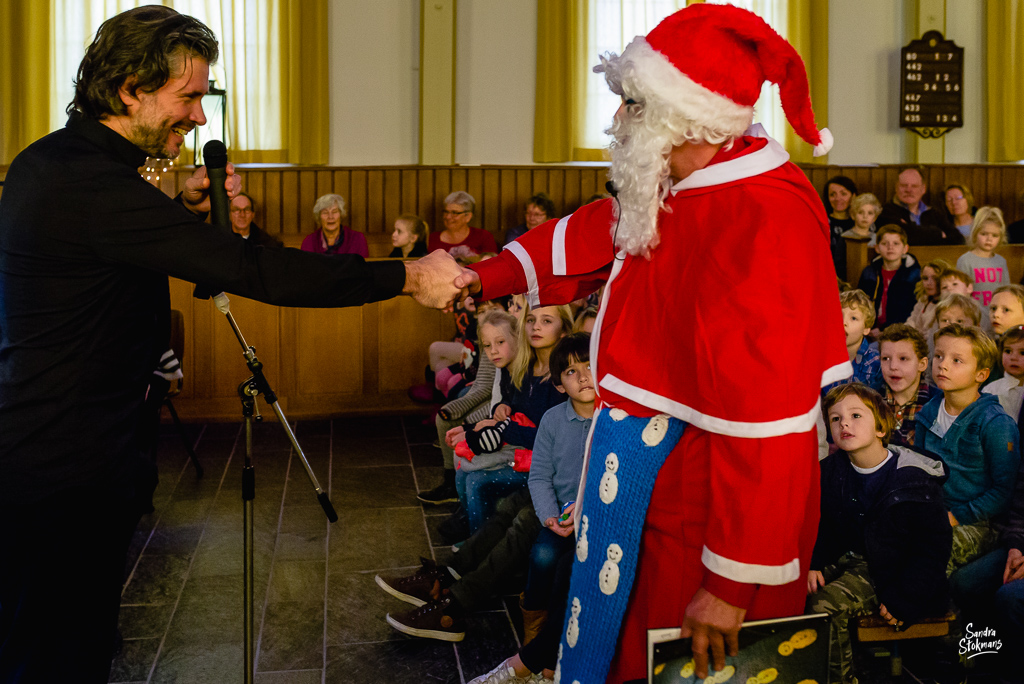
[386, 595, 466, 642]
[374, 557, 459, 607]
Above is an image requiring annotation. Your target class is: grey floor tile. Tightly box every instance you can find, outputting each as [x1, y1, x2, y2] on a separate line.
[332, 436, 409, 467]
[331, 465, 418, 509]
[410, 442, 443, 469]
[333, 416, 404, 435]
[254, 670, 323, 684]
[109, 637, 161, 683]
[149, 640, 245, 684]
[327, 508, 430, 572]
[144, 523, 206, 556]
[325, 571, 408, 645]
[414, 466, 445, 496]
[276, 505, 329, 561]
[121, 553, 191, 605]
[325, 640, 460, 684]
[257, 600, 325, 672]
[118, 603, 176, 640]
[268, 560, 326, 602]
[455, 611, 522, 682]
[402, 414, 439, 445]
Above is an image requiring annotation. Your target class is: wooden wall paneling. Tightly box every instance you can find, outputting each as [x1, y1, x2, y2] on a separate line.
[349, 170, 368, 235]
[531, 168, 548, 204]
[168, 278, 196, 400]
[466, 168, 485, 231]
[367, 170, 385, 233]
[581, 168, 602, 204]
[547, 169, 566, 217]
[433, 168, 452, 230]
[450, 169, 470, 226]
[245, 171, 264, 231]
[385, 168, 404, 231]
[514, 168, 532, 234]
[211, 296, 281, 399]
[401, 169, 418, 217]
[264, 171, 282, 235]
[299, 170, 318, 234]
[332, 170, 352, 231]
[417, 168, 434, 224]
[483, 169, 501, 233]
[363, 302, 380, 395]
[563, 168, 582, 212]
[294, 307, 363, 395]
[377, 298, 452, 391]
[316, 169, 334, 214]
[281, 171, 300, 236]
[499, 169, 517, 232]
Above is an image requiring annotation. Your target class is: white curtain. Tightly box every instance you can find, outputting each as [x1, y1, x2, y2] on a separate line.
[50, 0, 282, 156]
[580, 0, 788, 150]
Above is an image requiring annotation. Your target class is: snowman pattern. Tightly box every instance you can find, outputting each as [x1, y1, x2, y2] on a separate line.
[642, 414, 670, 446]
[599, 452, 619, 504]
[576, 515, 589, 562]
[609, 408, 628, 421]
[599, 543, 623, 595]
[566, 597, 582, 647]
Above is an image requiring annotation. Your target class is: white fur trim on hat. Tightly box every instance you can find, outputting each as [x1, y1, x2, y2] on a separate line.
[618, 37, 753, 140]
[812, 128, 833, 157]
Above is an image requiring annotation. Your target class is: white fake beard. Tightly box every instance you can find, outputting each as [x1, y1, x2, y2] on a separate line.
[606, 111, 674, 257]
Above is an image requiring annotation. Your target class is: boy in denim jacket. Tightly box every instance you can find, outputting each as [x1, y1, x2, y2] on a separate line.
[915, 323, 1021, 573]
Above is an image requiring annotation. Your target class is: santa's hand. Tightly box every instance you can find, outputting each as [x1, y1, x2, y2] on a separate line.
[454, 267, 481, 294]
[680, 588, 745, 679]
[404, 250, 463, 309]
[182, 162, 242, 214]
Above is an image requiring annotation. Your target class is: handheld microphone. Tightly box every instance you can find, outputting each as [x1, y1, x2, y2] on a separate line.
[193, 140, 229, 301]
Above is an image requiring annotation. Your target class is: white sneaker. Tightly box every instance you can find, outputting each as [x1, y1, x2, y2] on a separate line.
[467, 659, 533, 684]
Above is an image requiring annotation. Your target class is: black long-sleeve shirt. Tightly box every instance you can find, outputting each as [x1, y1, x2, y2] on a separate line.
[0, 114, 405, 504]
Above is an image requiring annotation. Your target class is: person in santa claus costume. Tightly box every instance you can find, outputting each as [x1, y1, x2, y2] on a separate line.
[455, 4, 850, 684]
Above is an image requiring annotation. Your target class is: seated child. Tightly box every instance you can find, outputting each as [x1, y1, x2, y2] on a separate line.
[841, 192, 881, 245]
[572, 306, 597, 334]
[924, 293, 984, 386]
[906, 258, 951, 335]
[989, 284, 1024, 337]
[877, 323, 937, 446]
[941, 266, 992, 332]
[824, 289, 881, 396]
[453, 304, 573, 533]
[983, 326, 1024, 424]
[809, 383, 951, 684]
[421, 309, 518, 506]
[915, 324, 1021, 574]
[957, 206, 1010, 308]
[388, 213, 429, 258]
[856, 224, 921, 333]
[379, 334, 595, 650]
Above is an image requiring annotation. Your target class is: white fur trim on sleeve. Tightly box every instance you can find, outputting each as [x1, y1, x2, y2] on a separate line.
[552, 215, 571, 276]
[821, 360, 853, 388]
[505, 241, 541, 308]
[813, 128, 834, 157]
[702, 547, 801, 586]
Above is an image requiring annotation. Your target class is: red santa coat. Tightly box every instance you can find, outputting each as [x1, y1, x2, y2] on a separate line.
[470, 132, 850, 680]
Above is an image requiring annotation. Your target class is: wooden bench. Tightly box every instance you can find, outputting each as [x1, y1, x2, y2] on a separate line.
[855, 611, 957, 676]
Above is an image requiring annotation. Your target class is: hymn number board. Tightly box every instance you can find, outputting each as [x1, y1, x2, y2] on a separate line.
[900, 30, 964, 138]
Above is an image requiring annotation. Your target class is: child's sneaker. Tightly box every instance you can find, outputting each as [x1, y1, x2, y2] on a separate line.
[385, 595, 466, 642]
[374, 557, 458, 607]
[466, 659, 533, 683]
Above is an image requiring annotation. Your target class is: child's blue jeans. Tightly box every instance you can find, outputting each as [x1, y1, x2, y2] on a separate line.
[522, 527, 575, 610]
[455, 466, 529, 533]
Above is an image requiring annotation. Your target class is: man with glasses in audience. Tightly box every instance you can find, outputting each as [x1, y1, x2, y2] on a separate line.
[229, 192, 283, 248]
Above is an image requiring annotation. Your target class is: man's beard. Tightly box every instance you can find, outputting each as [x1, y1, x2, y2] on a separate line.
[126, 113, 181, 159]
[606, 111, 674, 257]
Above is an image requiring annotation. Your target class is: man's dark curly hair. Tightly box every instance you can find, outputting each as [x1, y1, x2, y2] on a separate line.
[68, 5, 219, 119]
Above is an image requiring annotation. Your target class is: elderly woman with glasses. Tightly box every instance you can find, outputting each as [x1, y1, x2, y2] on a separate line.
[427, 191, 498, 256]
[300, 194, 369, 257]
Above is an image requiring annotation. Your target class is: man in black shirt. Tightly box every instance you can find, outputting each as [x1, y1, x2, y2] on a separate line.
[0, 7, 460, 681]
[230, 192, 285, 248]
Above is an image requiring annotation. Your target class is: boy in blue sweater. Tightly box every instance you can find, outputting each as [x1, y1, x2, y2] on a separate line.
[915, 323, 1021, 573]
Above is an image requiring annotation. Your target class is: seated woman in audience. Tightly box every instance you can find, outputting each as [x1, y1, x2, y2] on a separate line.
[809, 383, 951, 684]
[957, 206, 1010, 309]
[841, 192, 881, 245]
[300, 194, 369, 257]
[824, 175, 858, 278]
[389, 213, 428, 258]
[428, 191, 498, 256]
[944, 183, 977, 240]
[907, 258, 951, 334]
[452, 304, 573, 533]
[504, 193, 557, 247]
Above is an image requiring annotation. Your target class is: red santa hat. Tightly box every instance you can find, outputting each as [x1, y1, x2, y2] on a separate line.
[614, 3, 832, 156]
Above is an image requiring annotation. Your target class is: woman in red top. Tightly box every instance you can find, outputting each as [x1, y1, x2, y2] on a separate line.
[427, 191, 498, 256]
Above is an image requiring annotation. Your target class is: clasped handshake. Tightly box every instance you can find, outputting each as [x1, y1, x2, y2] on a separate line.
[402, 250, 483, 310]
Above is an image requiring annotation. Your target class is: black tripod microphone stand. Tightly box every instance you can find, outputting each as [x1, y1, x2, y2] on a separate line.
[210, 293, 338, 684]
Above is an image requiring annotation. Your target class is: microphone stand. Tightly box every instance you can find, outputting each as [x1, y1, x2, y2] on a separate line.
[210, 293, 338, 684]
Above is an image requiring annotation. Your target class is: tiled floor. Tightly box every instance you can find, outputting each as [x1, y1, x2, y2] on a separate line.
[110, 415, 522, 684]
